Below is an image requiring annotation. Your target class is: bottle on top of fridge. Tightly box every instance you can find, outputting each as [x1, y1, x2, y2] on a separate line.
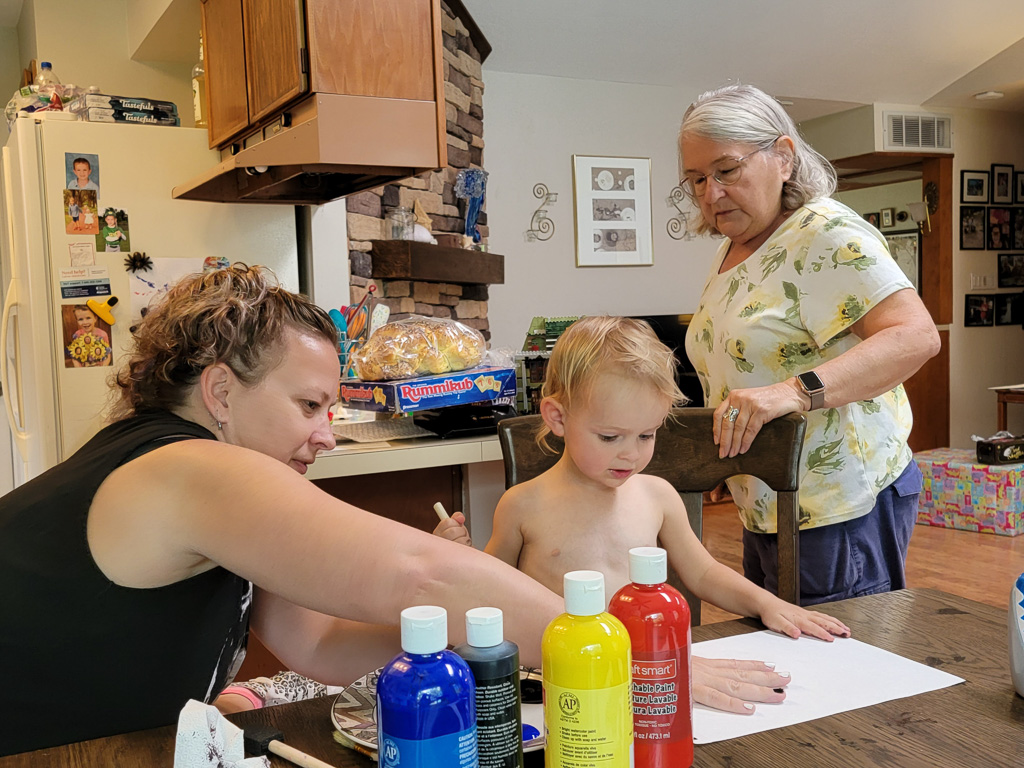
[454, 607, 524, 768]
[34, 61, 62, 106]
[608, 547, 693, 768]
[192, 33, 207, 128]
[542, 570, 633, 768]
[376, 605, 478, 768]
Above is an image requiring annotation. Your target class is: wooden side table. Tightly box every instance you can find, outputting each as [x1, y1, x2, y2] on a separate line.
[995, 387, 1024, 431]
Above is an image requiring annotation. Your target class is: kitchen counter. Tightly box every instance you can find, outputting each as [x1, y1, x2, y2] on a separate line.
[306, 432, 506, 549]
[307, 433, 502, 479]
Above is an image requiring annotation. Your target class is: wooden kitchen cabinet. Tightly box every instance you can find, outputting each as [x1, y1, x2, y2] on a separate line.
[200, 0, 442, 151]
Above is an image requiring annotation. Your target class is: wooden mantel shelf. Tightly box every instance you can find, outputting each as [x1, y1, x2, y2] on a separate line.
[369, 240, 504, 285]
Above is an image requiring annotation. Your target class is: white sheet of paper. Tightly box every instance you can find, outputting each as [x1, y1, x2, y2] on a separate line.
[989, 383, 1024, 391]
[691, 632, 964, 744]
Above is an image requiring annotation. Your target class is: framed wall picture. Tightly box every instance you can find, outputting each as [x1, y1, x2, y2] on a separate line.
[960, 170, 989, 204]
[864, 211, 880, 228]
[959, 205, 986, 250]
[964, 294, 995, 327]
[998, 253, 1024, 288]
[990, 163, 1014, 204]
[1015, 171, 1024, 205]
[988, 206, 1013, 250]
[880, 207, 895, 229]
[1014, 208, 1024, 250]
[995, 292, 1022, 326]
[572, 155, 653, 267]
[884, 230, 921, 294]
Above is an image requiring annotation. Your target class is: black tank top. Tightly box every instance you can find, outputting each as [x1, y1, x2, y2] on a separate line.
[0, 411, 251, 756]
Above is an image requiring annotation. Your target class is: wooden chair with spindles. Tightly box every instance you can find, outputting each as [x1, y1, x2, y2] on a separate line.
[496, 408, 806, 626]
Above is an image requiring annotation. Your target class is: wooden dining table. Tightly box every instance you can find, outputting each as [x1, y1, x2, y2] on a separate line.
[3, 588, 1021, 767]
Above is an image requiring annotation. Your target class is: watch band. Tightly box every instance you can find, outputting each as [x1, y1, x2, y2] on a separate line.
[797, 370, 825, 411]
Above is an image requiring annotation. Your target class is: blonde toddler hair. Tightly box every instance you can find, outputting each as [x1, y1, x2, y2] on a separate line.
[537, 316, 687, 448]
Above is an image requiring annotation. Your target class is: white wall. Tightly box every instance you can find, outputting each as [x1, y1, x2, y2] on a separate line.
[482, 71, 719, 351]
[947, 107, 1024, 444]
[0, 27, 21, 133]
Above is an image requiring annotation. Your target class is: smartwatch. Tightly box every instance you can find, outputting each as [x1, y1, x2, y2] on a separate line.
[796, 370, 825, 411]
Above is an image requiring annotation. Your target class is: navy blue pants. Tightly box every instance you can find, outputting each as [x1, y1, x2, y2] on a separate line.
[742, 461, 923, 606]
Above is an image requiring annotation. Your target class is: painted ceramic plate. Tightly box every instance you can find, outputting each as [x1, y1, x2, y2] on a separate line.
[331, 667, 545, 753]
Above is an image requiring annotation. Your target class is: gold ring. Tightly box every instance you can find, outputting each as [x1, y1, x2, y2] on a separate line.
[726, 406, 740, 422]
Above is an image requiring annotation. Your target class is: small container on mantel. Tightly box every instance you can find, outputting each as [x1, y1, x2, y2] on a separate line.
[384, 206, 416, 241]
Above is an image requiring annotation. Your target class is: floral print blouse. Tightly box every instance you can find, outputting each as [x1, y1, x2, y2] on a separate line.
[684, 198, 915, 534]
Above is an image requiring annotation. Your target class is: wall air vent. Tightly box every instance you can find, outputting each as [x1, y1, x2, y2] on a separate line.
[883, 111, 953, 153]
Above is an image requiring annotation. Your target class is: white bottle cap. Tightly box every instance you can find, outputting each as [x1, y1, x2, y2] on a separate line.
[465, 607, 504, 648]
[563, 570, 606, 616]
[401, 606, 448, 654]
[629, 547, 668, 585]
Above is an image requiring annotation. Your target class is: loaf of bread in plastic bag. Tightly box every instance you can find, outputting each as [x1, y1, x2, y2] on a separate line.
[352, 315, 485, 381]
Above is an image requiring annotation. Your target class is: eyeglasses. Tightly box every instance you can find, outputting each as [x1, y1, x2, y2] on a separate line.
[681, 139, 778, 200]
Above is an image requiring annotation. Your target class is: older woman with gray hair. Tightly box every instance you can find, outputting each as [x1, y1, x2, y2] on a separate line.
[680, 84, 940, 605]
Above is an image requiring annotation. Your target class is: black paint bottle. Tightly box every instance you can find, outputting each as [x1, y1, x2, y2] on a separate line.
[454, 607, 524, 768]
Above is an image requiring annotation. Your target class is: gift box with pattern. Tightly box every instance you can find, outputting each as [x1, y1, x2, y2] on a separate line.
[914, 448, 1023, 536]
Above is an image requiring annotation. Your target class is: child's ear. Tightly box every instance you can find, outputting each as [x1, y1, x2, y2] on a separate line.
[540, 396, 568, 437]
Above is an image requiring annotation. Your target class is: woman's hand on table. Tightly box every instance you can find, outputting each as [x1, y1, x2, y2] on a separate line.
[693, 656, 794, 713]
[713, 380, 806, 458]
[432, 511, 472, 547]
[758, 598, 851, 641]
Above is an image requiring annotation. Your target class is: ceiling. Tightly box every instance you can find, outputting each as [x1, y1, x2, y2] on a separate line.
[462, 0, 1024, 121]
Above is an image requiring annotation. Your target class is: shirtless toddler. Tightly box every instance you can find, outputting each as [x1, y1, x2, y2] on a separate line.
[437, 315, 849, 642]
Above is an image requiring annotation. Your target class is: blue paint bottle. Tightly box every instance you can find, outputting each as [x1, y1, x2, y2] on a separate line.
[377, 606, 479, 768]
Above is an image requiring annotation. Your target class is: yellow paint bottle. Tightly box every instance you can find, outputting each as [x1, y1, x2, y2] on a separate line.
[542, 570, 633, 768]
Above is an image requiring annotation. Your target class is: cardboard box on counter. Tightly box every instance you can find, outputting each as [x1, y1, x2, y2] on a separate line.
[339, 366, 517, 414]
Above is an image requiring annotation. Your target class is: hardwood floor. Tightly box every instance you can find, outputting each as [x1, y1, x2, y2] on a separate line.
[699, 500, 1024, 624]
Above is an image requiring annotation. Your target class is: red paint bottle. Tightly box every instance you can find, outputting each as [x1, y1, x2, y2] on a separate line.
[608, 546, 693, 768]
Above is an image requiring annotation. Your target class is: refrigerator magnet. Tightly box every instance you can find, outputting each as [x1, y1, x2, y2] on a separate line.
[65, 153, 100, 193]
[63, 190, 98, 236]
[96, 207, 130, 253]
[68, 242, 95, 267]
[61, 304, 112, 368]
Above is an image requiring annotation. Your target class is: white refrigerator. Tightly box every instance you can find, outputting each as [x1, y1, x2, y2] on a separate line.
[0, 114, 299, 487]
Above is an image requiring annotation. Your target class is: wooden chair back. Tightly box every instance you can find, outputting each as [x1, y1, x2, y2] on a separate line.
[497, 408, 806, 623]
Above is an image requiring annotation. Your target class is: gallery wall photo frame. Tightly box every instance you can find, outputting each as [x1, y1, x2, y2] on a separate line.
[988, 206, 1013, 250]
[884, 229, 921, 294]
[995, 292, 1022, 326]
[1014, 208, 1024, 250]
[880, 207, 895, 229]
[990, 163, 1014, 204]
[998, 252, 1024, 288]
[959, 205, 986, 250]
[964, 293, 995, 327]
[572, 155, 653, 267]
[1016, 171, 1024, 205]
[960, 170, 989, 204]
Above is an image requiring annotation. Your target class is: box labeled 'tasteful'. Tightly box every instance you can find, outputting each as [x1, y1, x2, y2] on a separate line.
[338, 366, 517, 414]
[914, 448, 1023, 536]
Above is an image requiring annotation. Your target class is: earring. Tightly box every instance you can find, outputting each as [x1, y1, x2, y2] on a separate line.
[217, 421, 223, 431]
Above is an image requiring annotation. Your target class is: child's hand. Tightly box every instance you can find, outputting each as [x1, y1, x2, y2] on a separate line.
[432, 511, 472, 547]
[759, 598, 851, 641]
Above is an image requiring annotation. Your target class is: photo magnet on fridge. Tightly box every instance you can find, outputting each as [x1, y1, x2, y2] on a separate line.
[64, 153, 100, 193]
[61, 304, 112, 368]
[96, 207, 130, 253]
[63, 189, 99, 236]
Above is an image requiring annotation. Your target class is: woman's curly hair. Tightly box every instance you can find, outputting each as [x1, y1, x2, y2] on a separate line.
[109, 264, 337, 421]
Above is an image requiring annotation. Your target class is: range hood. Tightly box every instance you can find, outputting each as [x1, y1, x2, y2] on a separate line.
[172, 92, 447, 205]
